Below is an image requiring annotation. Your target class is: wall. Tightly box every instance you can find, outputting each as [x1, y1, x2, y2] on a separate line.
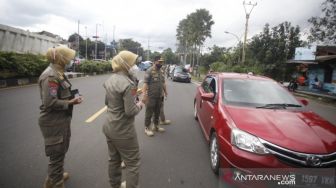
[0, 24, 59, 55]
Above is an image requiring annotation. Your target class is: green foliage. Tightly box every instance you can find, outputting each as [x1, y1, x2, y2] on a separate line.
[68, 33, 84, 43]
[0, 52, 48, 78]
[209, 62, 265, 76]
[249, 22, 302, 64]
[118, 39, 144, 57]
[308, 0, 336, 44]
[149, 51, 161, 61]
[77, 60, 112, 74]
[79, 39, 107, 59]
[161, 48, 179, 64]
[176, 9, 214, 66]
[177, 9, 214, 47]
[197, 65, 208, 75]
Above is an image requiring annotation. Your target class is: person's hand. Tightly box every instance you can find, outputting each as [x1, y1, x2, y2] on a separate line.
[69, 96, 83, 105]
[141, 94, 148, 104]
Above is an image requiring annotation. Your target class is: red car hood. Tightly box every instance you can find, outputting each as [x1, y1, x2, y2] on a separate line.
[225, 105, 336, 154]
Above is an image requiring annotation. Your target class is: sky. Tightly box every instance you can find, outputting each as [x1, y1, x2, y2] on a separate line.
[0, 0, 325, 52]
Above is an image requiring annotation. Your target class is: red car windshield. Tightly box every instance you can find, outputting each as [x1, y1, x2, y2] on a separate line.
[222, 78, 301, 107]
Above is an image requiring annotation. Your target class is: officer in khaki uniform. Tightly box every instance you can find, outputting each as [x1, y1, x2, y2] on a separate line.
[103, 51, 145, 188]
[143, 56, 168, 136]
[38, 46, 83, 188]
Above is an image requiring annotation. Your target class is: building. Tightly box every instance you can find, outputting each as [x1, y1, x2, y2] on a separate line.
[288, 45, 336, 95]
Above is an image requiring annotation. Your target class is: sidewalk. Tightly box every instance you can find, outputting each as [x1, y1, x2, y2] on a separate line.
[295, 89, 336, 100]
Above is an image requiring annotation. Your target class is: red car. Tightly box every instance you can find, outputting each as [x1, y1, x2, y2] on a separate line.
[194, 73, 336, 174]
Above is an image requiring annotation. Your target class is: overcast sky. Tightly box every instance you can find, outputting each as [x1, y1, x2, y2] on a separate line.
[0, 0, 324, 52]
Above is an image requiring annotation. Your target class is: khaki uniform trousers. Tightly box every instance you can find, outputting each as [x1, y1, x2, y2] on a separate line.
[105, 136, 140, 188]
[145, 97, 163, 127]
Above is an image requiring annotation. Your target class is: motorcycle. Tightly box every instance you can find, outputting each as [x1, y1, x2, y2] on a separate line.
[288, 79, 298, 92]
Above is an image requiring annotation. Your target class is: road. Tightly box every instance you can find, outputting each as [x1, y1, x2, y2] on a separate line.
[0, 73, 218, 188]
[0, 73, 335, 188]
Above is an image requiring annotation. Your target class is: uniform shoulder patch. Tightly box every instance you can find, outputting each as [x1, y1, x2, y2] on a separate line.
[48, 79, 59, 97]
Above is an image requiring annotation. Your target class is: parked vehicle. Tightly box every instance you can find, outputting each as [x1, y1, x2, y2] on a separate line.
[138, 61, 152, 71]
[170, 66, 191, 83]
[194, 72, 336, 175]
[66, 58, 84, 72]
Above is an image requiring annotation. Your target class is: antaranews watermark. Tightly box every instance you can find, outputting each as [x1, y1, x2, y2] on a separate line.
[234, 173, 296, 185]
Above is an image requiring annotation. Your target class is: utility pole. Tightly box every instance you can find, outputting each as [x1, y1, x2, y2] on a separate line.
[112, 25, 116, 56]
[85, 26, 88, 59]
[94, 24, 100, 59]
[77, 20, 80, 58]
[242, 0, 257, 64]
[147, 38, 150, 61]
[104, 33, 107, 60]
[74, 20, 80, 72]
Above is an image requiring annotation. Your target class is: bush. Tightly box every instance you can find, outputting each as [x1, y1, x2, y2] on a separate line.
[0, 52, 48, 79]
[78, 60, 112, 74]
[198, 66, 208, 75]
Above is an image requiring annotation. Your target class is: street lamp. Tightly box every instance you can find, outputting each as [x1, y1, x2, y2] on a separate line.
[224, 31, 241, 63]
[242, 0, 257, 64]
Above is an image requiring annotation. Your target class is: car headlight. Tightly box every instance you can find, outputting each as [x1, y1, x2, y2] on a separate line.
[231, 128, 269, 154]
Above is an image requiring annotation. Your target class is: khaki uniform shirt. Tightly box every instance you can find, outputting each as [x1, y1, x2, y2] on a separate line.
[38, 64, 73, 148]
[103, 72, 142, 139]
[144, 66, 165, 98]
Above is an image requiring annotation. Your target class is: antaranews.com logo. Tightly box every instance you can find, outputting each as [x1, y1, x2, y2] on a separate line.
[234, 173, 296, 185]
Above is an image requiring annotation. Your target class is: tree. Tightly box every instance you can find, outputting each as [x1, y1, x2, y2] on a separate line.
[149, 51, 161, 61]
[200, 45, 227, 67]
[249, 22, 301, 63]
[176, 18, 191, 64]
[308, 0, 336, 44]
[162, 48, 178, 64]
[78, 38, 105, 59]
[117, 39, 144, 58]
[68, 33, 83, 43]
[176, 9, 214, 68]
[248, 22, 302, 80]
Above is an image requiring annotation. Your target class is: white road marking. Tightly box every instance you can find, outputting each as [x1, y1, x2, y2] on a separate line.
[85, 106, 107, 123]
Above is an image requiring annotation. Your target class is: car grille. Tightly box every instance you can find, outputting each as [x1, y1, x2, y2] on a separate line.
[260, 139, 336, 168]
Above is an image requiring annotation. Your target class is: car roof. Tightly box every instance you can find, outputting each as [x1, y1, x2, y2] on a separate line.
[209, 72, 272, 81]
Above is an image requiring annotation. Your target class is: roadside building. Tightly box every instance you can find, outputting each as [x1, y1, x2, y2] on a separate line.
[287, 45, 336, 95]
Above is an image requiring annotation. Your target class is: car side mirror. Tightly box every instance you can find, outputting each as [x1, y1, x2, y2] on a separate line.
[300, 99, 309, 106]
[201, 93, 215, 101]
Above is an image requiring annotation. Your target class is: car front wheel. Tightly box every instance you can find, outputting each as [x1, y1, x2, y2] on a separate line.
[194, 101, 198, 121]
[210, 132, 219, 175]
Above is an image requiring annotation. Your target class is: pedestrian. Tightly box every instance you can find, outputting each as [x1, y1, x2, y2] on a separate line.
[143, 56, 168, 136]
[102, 51, 145, 188]
[313, 76, 322, 89]
[38, 45, 84, 188]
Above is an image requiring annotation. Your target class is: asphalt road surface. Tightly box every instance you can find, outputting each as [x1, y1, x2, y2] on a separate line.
[0, 73, 335, 188]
